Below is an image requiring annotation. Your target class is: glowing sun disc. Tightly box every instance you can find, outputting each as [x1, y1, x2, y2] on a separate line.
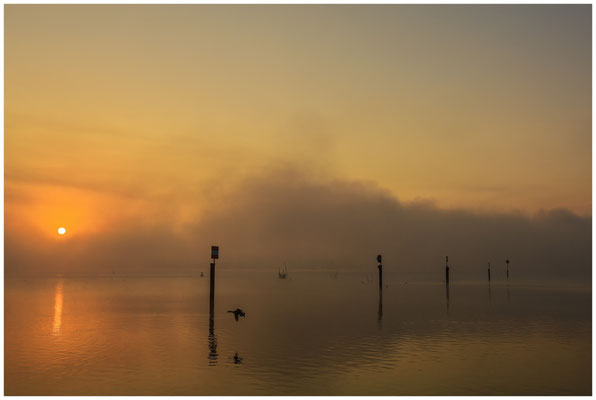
[57, 227, 66, 235]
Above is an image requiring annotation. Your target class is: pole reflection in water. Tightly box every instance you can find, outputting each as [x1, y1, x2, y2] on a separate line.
[377, 289, 383, 329]
[208, 311, 218, 366]
[488, 282, 492, 303]
[52, 279, 64, 336]
[445, 283, 450, 314]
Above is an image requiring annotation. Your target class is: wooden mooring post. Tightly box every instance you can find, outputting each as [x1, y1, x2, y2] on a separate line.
[488, 262, 491, 282]
[210, 246, 219, 315]
[445, 256, 450, 284]
[377, 254, 383, 290]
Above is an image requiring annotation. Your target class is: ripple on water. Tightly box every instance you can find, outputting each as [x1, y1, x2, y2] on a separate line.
[4, 277, 591, 395]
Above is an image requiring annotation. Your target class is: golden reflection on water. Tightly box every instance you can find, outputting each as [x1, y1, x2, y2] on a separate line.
[52, 280, 63, 336]
[3, 275, 591, 395]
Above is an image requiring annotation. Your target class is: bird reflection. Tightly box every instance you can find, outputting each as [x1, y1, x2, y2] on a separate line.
[52, 279, 64, 336]
[507, 283, 511, 304]
[208, 312, 218, 366]
[228, 308, 246, 321]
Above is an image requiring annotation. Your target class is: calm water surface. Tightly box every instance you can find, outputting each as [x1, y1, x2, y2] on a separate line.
[4, 270, 591, 395]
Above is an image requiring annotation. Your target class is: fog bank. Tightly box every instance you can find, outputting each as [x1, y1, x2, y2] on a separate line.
[6, 167, 591, 281]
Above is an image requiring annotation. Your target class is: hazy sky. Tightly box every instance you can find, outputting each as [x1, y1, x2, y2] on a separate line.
[4, 5, 591, 276]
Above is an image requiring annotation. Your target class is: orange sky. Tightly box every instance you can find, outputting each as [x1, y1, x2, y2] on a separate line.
[4, 5, 591, 270]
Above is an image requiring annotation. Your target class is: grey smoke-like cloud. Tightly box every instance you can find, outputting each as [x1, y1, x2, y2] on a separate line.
[5, 165, 591, 281]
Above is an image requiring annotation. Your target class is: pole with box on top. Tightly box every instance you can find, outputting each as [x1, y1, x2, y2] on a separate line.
[210, 246, 219, 315]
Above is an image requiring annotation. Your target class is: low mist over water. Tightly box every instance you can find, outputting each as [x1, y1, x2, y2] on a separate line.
[6, 167, 592, 282]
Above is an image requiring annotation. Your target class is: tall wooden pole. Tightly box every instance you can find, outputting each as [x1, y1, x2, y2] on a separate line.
[209, 262, 215, 314]
[377, 254, 383, 290]
[488, 262, 491, 282]
[445, 256, 449, 284]
[208, 245, 219, 366]
[209, 246, 219, 318]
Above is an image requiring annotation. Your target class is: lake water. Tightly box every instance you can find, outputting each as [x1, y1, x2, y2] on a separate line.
[4, 270, 591, 395]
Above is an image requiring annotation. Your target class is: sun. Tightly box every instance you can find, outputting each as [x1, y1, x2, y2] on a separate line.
[57, 227, 66, 235]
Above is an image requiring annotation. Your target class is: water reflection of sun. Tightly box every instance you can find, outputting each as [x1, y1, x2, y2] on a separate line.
[52, 280, 63, 336]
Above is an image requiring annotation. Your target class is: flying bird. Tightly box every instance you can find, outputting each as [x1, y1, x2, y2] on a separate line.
[227, 308, 246, 321]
